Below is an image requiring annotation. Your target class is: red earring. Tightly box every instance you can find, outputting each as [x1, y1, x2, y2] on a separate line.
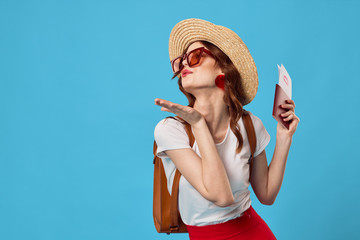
[215, 74, 225, 90]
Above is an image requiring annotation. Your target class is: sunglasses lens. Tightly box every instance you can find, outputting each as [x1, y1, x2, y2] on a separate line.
[171, 48, 204, 73]
[188, 49, 202, 66]
[172, 57, 183, 73]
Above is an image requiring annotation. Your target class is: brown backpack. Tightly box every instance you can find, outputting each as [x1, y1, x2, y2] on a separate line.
[152, 110, 257, 234]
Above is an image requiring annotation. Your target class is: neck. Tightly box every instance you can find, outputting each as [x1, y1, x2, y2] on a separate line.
[193, 91, 230, 135]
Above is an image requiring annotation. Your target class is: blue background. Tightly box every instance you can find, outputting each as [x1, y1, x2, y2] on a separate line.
[1, 0, 359, 239]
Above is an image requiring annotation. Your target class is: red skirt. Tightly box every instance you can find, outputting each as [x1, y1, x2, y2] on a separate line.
[185, 206, 277, 240]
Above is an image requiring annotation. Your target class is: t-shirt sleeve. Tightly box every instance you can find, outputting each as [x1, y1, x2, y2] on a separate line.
[249, 112, 271, 157]
[154, 118, 191, 158]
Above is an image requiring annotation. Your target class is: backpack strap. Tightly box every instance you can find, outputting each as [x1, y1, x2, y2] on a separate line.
[242, 110, 257, 182]
[169, 116, 194, 231]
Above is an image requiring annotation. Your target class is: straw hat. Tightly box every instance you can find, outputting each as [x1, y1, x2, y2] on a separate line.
[169, 18, 258, 106]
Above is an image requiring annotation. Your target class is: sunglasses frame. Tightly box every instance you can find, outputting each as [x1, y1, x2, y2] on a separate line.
[170, 47, 215, 75]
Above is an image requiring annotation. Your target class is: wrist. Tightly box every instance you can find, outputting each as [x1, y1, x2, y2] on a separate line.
[276, 133, 292, 146]
[191, 117, 206, 129]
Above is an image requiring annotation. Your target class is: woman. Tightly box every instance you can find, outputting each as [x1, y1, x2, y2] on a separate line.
[154, 18, 299, 240]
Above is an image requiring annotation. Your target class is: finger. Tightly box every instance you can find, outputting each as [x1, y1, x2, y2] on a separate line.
[155, 98, 172, 107]
[281, 103, 294, 111]
[280, 111, 293, 118]
[286, 99, 294, 104]
[157, 100, 189, 117]
[155, 99, 176, 113]
[164, 103, 184, 114]
[165, 102, 191, 115]
[161, 107, 172, 113]
[284, 113, 300, 122]
[155, 99, 180, 112]
[284, 113, 294, 121]
[154, 98, 163, 104]
[286, 99, 295, 108]
[292, 115, 300, 123]
[155, 98, 165, 107]
[288, 116, 300, 133]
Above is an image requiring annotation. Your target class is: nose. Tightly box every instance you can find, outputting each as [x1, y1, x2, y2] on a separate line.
[181, 56, 188, 67]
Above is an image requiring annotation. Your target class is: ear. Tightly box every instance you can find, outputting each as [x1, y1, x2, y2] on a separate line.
[219, 68, 225, 75]
[216, 68, 224, 75]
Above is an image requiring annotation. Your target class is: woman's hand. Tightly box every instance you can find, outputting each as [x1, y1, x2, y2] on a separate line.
[154, 98, 204, 125]
[277, 99, 300, 140]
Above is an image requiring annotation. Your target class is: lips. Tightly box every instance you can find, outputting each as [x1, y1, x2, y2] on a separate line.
[181, 69, 193, 77]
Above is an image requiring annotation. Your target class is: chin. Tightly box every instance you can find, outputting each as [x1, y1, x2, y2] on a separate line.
[182, 83, 195, 94]
[181, 77, 191, 87]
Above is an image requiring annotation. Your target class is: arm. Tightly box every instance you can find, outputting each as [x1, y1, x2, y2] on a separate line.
[166, 118, 234, 207]
[250, 99, 300, 205]
[155, 98, 234, 207]
[250, 137, 292, 205]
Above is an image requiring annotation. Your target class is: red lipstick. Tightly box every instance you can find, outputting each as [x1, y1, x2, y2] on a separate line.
[181, 69, 193, 77]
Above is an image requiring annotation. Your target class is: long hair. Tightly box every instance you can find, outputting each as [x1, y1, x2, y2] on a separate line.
[170, 41, 246, 154]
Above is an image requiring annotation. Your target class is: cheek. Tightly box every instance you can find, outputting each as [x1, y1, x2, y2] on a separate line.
[200, 60, 219, 77]
[190, 72, 215, 87]
[196, 67, 217, 80]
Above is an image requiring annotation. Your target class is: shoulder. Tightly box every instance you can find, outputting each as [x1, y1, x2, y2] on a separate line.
[154, 117, 191, 157]
[154, 117, 186, 133]
[155, 116, 184, 127]
[154, 117, 188, 141]
[243, 110, 271, 157]
[242, 110, 265, 129]
[241, 110, 270, 142]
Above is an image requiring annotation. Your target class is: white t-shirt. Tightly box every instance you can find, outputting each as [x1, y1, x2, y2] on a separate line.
[153, 111, 270, 226]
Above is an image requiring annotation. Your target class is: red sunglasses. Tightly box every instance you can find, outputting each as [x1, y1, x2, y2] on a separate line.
[170, 47, 215, 75]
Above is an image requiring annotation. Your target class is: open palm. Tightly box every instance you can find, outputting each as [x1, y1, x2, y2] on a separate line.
[154, 98, 203, 125]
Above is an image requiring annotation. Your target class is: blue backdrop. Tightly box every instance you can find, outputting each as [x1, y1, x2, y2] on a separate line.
[1, 0, 359, 239]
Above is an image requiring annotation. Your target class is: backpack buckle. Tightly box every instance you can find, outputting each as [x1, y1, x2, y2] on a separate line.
[169, 224, 179, 232]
